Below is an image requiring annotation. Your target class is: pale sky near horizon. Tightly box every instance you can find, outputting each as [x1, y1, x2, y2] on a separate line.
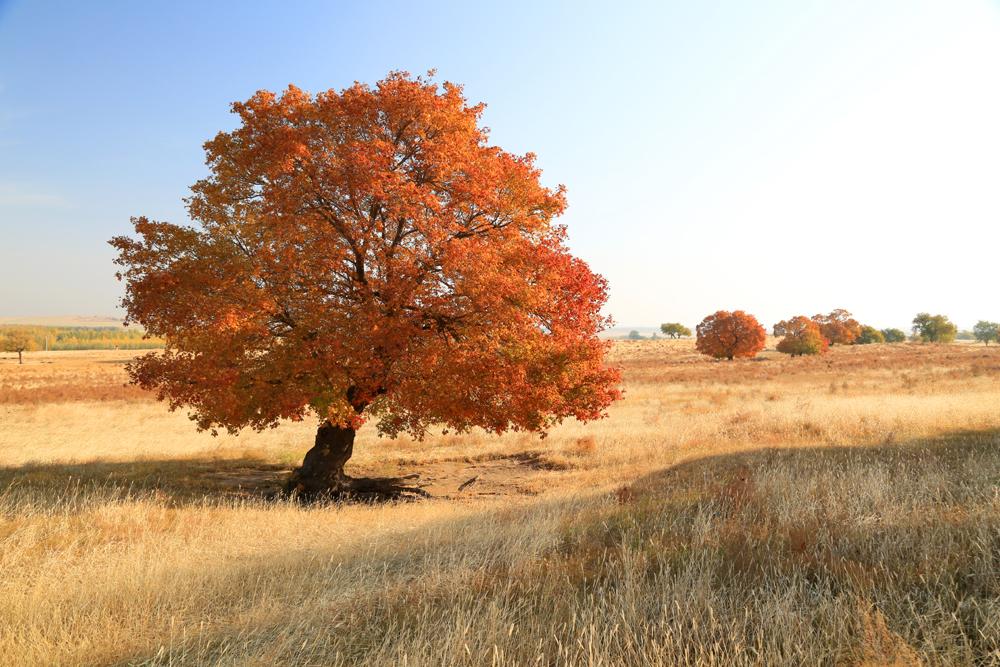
[1, 1, 998, 331]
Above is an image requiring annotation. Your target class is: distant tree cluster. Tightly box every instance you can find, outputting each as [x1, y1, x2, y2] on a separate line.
[771, 309, 864, 358]
[683, 306, 980, 362]
[881, 328, 907, 343]
[812, 309, 861, 346]
[0, 325, 163, 363]
[855, 325, 885, 345]
[774, 316, 828, 357]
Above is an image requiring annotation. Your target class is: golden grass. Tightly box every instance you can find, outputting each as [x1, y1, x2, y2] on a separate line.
[1, 341, 998, 665]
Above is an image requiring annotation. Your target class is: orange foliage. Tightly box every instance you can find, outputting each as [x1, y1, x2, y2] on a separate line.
[110, 72, 621, 440]
[812, 309, 861, 345]
[695, 311, 766, 360]
[775, 316, 829, 356]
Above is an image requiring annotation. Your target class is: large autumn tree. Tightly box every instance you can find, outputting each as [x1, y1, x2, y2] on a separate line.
[695, 310, 766, 360]
[110, 72, 621, 498]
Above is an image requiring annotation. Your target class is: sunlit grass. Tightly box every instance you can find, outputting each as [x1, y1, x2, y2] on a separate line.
[1, 341, 998, 664]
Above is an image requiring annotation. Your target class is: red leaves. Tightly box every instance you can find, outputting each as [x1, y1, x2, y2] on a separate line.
[695, 311, 766, 360]
[110, 72, 621, 438]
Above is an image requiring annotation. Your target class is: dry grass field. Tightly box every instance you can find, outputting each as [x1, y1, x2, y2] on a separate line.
[1, 341, 998, 665]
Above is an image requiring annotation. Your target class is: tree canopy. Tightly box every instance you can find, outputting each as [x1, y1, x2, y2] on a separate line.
[1, 330, 38, 364]
[695, 310, 766, 360]
[660, 322, 691, 339]
[973, 320, 999, 345]
[881, 328, 907, 343]
[812, 309, 861, 345]
[855, 325, 885, 345]
[110, 72, 622, 496]
[912, 313, 957, 343]
[775, 316, 829, 356]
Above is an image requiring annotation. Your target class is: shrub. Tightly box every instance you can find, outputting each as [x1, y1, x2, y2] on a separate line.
[881, 328, 906, 343]
[855, 325, 885, 345]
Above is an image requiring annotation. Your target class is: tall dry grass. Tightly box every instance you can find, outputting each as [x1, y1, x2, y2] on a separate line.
[0, 341, 998, 665]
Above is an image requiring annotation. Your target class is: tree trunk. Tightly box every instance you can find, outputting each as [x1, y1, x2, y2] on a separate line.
[284, 420, 431, 502]
[286, 421, 355, 498]
[17, 350, 22, 364]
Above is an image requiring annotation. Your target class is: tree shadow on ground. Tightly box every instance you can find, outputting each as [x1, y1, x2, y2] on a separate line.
[0, 455, 294, 505]
[0, 447, 566, 506]
[2, 428, 997, 510]
[624, 427, 1000, 499]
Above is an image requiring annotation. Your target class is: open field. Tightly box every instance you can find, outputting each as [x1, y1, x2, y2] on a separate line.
[1, 341, 998, 665]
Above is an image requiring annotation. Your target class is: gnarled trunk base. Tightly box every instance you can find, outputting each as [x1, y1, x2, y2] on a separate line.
[285, 421, 429, 502]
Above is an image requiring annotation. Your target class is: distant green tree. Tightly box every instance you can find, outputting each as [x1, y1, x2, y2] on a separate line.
[627, 330, 643, 340]
[1, 330, 38, 364]
[660, 322, 691, 339]
[973, 320, 999, 346]
[911, 313, 957, 343]
[881, 328, 906, 343]
[855, 325, 885, 344]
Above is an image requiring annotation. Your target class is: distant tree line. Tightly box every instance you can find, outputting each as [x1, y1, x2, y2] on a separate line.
[644, 309, 992, 361]
[0, 325, 163, 362]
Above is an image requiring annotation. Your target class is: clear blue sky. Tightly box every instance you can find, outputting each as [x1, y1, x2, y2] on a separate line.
[2, 1, 998, 330]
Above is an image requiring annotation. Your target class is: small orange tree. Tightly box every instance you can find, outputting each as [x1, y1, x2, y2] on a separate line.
[695, 310, 766, 360]
[775, 316, 829, 356]
[812, 309, 861, 345]
[110, 72, 622, 498]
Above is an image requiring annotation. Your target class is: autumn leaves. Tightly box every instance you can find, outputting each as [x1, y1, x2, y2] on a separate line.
[695, 311, 767, 360]
[695, 309, 868, 360]
[110, 72, 623, 492]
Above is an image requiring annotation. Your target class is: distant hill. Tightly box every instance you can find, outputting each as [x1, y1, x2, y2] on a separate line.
[599, 326, 666, 340]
